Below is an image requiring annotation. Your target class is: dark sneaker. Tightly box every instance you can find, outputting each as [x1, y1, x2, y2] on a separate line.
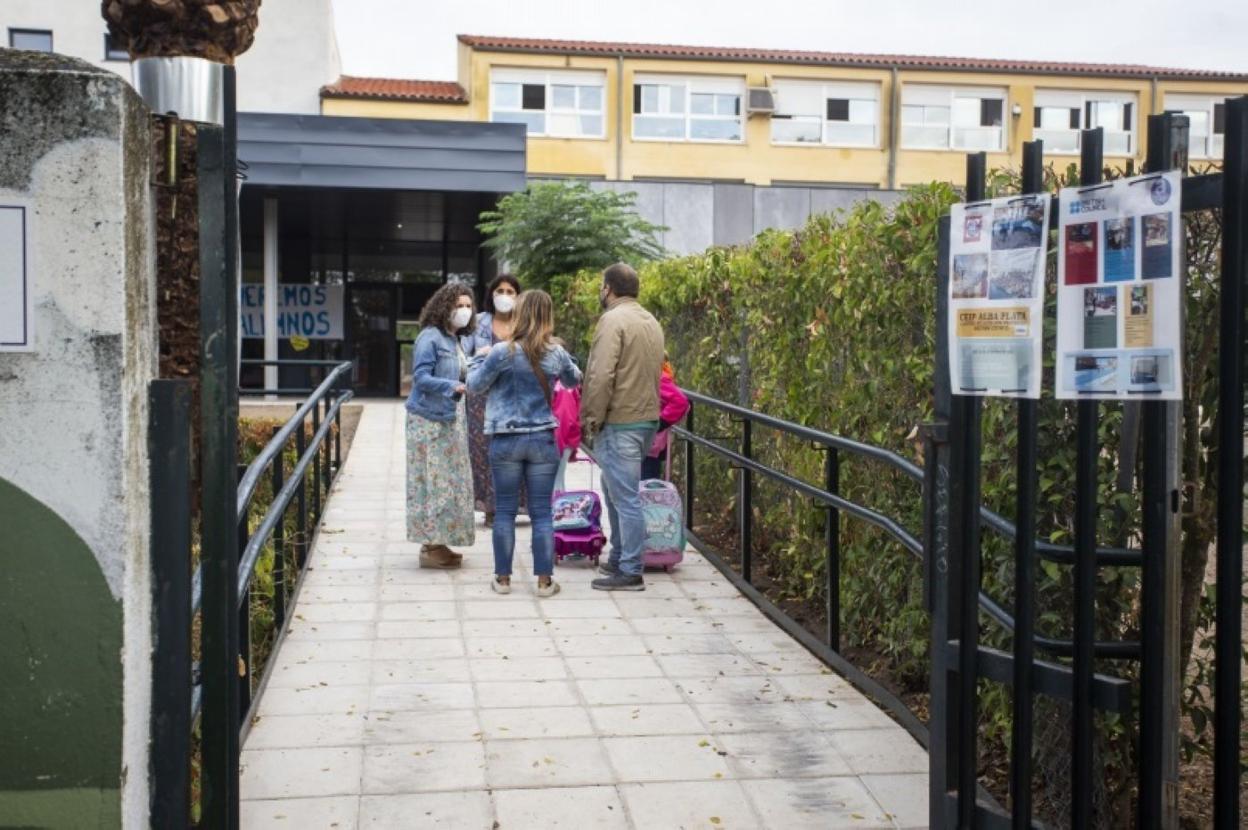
[598, 561, 621, 577]
[591, 573, 645, 592]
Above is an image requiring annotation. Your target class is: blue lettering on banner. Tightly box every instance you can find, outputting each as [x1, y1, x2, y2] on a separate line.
[240, 284, 344, 340]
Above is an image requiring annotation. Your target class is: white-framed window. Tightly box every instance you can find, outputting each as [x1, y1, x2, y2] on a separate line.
[1033, 90, 1137, 155]
[771, 79, 880, 147]
[633, 74, 744, 143]
[1165, 93, 1227, 159]
[901, 85, 1006, 151]
[104, 33, 128, 62]
[489, 68, 605, 139]
[8, 28, 52, 52]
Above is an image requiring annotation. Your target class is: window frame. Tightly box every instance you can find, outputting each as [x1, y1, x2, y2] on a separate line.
[901, 84, 1008, 152]
[8, 28, 53, 53]
[1032, 89, 1137, 156]
[631, 73, 746, 145]
[1164, 93, 1228, 159]
[103, 33, 128, 62]
[769, 78, 882, 149]
[488, 67, 607, 141]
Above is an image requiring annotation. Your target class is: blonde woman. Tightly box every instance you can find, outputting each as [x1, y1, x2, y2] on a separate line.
[467, 290, 581, 596]
[405, 282, 477, 569]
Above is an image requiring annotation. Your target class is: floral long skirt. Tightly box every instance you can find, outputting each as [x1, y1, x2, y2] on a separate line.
[406, 408, 475, 546]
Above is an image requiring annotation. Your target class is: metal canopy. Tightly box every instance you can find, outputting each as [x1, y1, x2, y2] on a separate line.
[238, 112, 527, 193]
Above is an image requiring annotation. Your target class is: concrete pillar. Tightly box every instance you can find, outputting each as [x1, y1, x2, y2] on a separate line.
[0, 53, 156, 828]
[263, 196, 279, 396]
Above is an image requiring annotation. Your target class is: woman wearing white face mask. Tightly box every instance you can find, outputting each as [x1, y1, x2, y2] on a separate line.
[461, 274, 522, 526]
[404, 282, 477, 569]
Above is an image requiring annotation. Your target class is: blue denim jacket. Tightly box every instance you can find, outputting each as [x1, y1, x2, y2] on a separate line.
[467, 342, 582, 434]
[404, 326, 465, 423]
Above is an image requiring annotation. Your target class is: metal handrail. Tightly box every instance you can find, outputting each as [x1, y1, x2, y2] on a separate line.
[678, 389, 1140, 661]
[682, 390, 1141, 565]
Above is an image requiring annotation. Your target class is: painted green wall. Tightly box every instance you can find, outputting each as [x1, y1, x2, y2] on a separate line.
[0, 477, 123, 829]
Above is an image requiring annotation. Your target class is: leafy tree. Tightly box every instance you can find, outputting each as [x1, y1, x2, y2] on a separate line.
[477, 181, 666, 288]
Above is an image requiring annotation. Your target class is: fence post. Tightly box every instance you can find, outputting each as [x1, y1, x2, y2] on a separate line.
[271, 425, 286, 632]
[148, 379, 192, 829]
[739, 418, 753, 584]
[312, 394, 322, 521]
[1010, 139, 1044, 830]
[684, 403, 696, 533]
[1071, 126, 1104, 830]
[236, 464, 252, 724]
[295, 413, 308, 569]
[824, 447, 841, 652]
[1213, 94, 1247, 830]
[1139, 111, 1187, 830]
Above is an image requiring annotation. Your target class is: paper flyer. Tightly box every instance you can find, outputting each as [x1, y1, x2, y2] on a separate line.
[1055, 171, 1183, 400]
[948, 193, 1050, 397]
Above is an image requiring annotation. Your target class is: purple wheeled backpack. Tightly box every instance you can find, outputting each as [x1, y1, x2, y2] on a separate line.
[552, 450, 607, 565]
[640, 478, 684, 571]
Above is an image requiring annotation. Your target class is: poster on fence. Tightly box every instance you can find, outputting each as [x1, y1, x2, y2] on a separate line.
[1055, 171, 1183, 400]
[947, 193, 1050, 398]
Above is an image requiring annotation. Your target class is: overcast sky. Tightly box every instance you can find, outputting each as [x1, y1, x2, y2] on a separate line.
[330, 0, 1248, 80]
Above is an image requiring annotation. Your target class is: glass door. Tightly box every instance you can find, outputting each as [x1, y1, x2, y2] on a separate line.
[347, 284, 398, 396]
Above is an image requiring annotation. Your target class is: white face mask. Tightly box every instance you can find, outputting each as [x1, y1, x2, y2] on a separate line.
[493, 293, 516, 314]
[451, 307, 473, 329]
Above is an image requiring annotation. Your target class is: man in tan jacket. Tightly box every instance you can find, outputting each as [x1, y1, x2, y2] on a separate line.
[581, 263, 665, 591]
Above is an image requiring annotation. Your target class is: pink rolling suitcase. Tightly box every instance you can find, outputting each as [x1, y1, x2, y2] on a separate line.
[552, 449, 606, 565]
[640, 433, 684, 571]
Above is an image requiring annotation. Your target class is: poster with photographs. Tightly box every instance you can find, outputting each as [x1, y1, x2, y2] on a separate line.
[1055, 170, 1182, 400]
[948, 193, 1050, 398]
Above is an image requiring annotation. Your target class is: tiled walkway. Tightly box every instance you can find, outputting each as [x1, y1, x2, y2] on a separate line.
[240, 402, 929, 829]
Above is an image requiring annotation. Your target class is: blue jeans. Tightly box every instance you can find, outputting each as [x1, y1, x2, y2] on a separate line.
[595, 425, 656, 577]
[489, 430, 559, 577]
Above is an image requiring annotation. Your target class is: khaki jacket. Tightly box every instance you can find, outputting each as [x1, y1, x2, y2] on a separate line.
[580, 297, 665, 434]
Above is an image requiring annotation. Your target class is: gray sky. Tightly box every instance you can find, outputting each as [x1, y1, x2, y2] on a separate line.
[330, 0, 1248, 80]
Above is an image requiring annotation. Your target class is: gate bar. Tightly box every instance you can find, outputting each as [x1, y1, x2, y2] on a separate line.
[1071, 126, 1104, 830]
[1214, 94, 1247, 830]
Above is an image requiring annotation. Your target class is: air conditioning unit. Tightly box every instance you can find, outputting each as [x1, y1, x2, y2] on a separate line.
[746, 87, 776, 115]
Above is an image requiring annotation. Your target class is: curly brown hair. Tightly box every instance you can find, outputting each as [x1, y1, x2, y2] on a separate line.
[418, 282, 475, 332]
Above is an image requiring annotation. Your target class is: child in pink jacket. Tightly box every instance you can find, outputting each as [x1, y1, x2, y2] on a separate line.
[642, 358, 690, 480]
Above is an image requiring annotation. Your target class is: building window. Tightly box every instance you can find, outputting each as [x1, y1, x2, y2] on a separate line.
[902, 85, 1006, 151]
[1033, 90, 1136, 155]
[490, 68, 605, 139]
[8, 28, 52, 52]
[1165, 93, 1227, 159]
[104, 33, 128, 61]
[771, 80, 879, 147]
[633, 75, 744, 143]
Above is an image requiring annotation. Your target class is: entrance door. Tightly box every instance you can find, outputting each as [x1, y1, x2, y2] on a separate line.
[347, 284, 398, 397]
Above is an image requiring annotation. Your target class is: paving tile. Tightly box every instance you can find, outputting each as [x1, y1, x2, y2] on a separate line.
[377, 601, 459, 621]
[301, 570, 377, 587]
[794, 699, 900, 731]
[358, 791, 492, 827]
[369, 683, 475, 713]
[826, 729, 929, 775]
[770, 672, 856, 702]
[538, 599, 623, 618]
[371, 637, 465, 661]
[589, 703, 705, 737]
[380, 583, 455, 602]
[475, 679, 580, 709]
[256, 685, 370, 717]
[239, 747, 363, 799]
[676, 675, 785, 706]
[742, 777, 892, 829]
[277, 639, 374, 663]
[656, 652, 762, 678]
[553, 634, 652, 657]
[695, 702, 815, 734]
[620, 781, 761, 829]
[861, 773, 930, 828]
[370, 658, 472, 685]
[478, 706, 595, 740]
[461, 619, 551, 638]
[267, 660, 373, 689]
[602, 734, 732, 782]
[285, 621, 376, 642]
[375, 620, 461, 640]
[641, 633, 736, 655]
[485, 737, 614, 789]
[611, 596, 703, 619]
[240, 795, 360, 829]
[299, 585, 379, 604]
[566, 655, 664, 679]
[577, 677, 685, 705]
[494, 785, 629, 829]
[464, 636, 558, 659]
[362, 709, 481, 745]
[469, 656, 569, 682]
[362, 742, 487, 794]
[720, 730, 852, 778]
[245, 713, 366, 750]
[629, 616, 727, 636]
[460, 599, 542, 619]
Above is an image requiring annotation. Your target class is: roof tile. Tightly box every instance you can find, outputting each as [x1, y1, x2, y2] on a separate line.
[320, 76, 468, 103]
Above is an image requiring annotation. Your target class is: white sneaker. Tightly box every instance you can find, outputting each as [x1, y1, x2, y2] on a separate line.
[535, 580, 561, 598]
[491, 576, 512, 595]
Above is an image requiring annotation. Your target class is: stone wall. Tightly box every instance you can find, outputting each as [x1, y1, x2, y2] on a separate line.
[0, 51, 156, 828]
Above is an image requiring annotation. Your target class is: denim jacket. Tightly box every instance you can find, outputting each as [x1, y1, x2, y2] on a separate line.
[467, 342, 582, 435]
[459, 312, 499, 357]
[404, 326, 465, 423]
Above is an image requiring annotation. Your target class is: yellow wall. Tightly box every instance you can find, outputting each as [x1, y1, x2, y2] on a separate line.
[323, 46, 1248, 188]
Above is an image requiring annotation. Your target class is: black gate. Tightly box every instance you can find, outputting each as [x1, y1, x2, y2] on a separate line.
[927, 106, 1245, 828]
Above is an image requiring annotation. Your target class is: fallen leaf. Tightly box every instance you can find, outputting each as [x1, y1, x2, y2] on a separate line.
[709, 818, 722, 825]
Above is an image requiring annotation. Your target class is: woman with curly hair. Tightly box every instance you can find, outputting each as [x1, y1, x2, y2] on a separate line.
[404, 282, 477, 569]
[460, 273, 522, 525]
